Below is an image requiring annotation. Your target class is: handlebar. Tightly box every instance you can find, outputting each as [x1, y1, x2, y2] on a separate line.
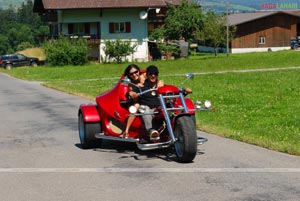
[137, 88, 157, 96]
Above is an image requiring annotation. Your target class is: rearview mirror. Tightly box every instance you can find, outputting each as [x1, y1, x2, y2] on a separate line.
[186, 73, 194, 80]
[120, 78, 131, 85]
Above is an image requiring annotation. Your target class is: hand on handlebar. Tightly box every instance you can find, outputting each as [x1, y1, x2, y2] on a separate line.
[128, 91, 139, 101]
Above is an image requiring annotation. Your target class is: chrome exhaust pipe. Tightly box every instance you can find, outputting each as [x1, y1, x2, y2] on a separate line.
[197, 137, 208, 145]
[136, 140, 172, 151]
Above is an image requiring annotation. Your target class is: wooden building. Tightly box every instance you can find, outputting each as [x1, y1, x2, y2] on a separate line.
[228, 11, 300, 53]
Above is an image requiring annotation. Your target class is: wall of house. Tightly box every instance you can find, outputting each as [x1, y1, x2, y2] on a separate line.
[57, 8, 149, 62]
[231, 14, 300, 49]
[99, 8, 149, 62]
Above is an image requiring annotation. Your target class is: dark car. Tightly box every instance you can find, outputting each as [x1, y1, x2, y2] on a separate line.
[0, 53, 39, 70]
[291, 39, 300, 50]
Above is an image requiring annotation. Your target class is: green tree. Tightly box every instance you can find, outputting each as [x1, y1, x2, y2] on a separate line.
[17, 1, 42, 28]
[0, 34, 10, 55]
[149, 0, 203, 58]
[0, 1, 46, 54]
[164, 0, 203, 42]
[197, 10, 236, 56]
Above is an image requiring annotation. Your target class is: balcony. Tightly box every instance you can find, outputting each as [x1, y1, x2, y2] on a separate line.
[46, 34, 101, 45]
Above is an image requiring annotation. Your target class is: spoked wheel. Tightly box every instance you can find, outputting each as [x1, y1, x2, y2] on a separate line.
[174, 116, 197, 163]
[78, 112, 102, 149]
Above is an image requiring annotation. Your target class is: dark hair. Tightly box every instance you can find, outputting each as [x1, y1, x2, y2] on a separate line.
[124, 64, 140, 78]
[146, 65, 159, 75]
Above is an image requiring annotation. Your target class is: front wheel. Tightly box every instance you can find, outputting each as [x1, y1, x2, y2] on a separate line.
[174, 116, 197, 163]
[78, 112, 102, 149]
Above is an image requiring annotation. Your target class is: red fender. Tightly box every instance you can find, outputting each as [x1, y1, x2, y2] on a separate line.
[79, 104, 101, 122]
[174, 97, 195, 115]
[184, 98, 196, 115]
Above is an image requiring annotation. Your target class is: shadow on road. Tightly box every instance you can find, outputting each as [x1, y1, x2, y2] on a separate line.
[75, 139, 205, 163]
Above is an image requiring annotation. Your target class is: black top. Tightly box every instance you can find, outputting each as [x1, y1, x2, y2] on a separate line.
[134, 79, 160, 109]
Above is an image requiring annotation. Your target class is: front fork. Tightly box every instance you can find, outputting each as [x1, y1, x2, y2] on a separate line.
[158, 92, 188, 143]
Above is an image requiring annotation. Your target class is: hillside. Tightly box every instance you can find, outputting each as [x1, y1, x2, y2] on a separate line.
[200, 0, 300, 13]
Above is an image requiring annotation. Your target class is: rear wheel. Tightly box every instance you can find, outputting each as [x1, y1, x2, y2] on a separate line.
[5, 64, 12, 70]
[174, 116, 197, 163]
[78, 112, 102, 149]
[31, 62, 38, 67]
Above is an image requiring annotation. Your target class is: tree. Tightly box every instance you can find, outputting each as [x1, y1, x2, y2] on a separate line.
[164, 0, 203, 42]
[197, 10, 236, 56]
[149, 0, 203, 59]
[0, 1, 46, 54]
[0, 34, 10, 55]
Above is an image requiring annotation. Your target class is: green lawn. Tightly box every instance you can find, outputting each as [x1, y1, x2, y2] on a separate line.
[1, 50, 300, 155]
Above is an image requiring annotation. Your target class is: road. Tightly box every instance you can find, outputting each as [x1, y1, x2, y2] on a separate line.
[0, 72, 300, 201]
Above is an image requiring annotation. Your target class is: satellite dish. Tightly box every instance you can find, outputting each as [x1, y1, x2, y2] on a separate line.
[139, 11, 148, 20]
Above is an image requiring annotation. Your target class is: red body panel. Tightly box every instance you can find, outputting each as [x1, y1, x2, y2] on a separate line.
[157, 85, 179, 95]
[79, 104, 101, 122]
[94, 77, 147, 138]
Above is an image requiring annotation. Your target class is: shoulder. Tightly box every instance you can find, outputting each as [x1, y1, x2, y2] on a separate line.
[157, 80, 164, 88]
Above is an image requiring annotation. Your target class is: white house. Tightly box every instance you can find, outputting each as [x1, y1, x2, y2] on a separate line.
[33, 0, 182, 62]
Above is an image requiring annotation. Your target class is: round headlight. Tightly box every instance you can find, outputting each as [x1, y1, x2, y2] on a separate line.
[129, 105, 137, 114]
[204, 100, 211, 108]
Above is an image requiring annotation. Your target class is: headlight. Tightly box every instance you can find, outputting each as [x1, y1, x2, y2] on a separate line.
[204, 100, 211, 108]
[129, 105, 137, 114]
[195, 101, 202, 109]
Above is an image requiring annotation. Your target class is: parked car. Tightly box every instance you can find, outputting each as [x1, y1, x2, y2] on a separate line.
[0, 53, 39, 70]
[291, 39, 300, 50]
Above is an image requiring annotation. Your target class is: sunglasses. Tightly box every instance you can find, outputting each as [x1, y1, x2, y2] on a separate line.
[147, 72, 158, 76]
[129, 70, 139, 76]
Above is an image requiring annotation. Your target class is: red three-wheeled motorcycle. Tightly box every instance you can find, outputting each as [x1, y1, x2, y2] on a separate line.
[78, 73, 210, 163]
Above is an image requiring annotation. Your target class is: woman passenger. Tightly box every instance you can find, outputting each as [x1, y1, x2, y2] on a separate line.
[122, 64, 146, 138]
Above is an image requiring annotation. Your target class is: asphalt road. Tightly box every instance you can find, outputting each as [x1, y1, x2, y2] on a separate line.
[1, 72, 300, 201]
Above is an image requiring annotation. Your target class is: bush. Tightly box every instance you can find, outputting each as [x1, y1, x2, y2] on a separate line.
[42, 35, 88, 66]
[102, 38, 137, 63]
[17, 42, 34, 51]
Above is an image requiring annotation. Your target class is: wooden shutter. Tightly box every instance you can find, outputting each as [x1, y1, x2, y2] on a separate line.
[109, 22, 115, 33]
[125, 22, 131, 33]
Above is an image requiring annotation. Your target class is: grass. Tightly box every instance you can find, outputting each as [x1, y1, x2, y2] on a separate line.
[1, 50, 300, 155]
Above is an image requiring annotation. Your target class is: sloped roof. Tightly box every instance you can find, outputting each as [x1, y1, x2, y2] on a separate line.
[34, 0, 182, 11]
[228, 11, 300, 26]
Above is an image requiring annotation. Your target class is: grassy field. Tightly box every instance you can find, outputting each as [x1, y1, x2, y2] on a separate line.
[1, 50, 300, 155]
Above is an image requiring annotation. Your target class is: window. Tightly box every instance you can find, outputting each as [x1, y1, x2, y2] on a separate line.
[109, 22, 131, 33]
[259, 36, 266, 44]
[49, 23, 58, 36]
[68, 23, 91, 35]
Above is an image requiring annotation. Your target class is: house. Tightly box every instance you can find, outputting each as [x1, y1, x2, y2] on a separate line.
[228, 11, 300, 53]
[33, 0, 182, 62]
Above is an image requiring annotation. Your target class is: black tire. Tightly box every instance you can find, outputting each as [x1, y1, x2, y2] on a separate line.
[174, 116, 197, 163]
[31, 62, 38, 67]
[191, 115, 196, 128]
[78, 112, 102, 149]
[5, 64, 12, 70]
